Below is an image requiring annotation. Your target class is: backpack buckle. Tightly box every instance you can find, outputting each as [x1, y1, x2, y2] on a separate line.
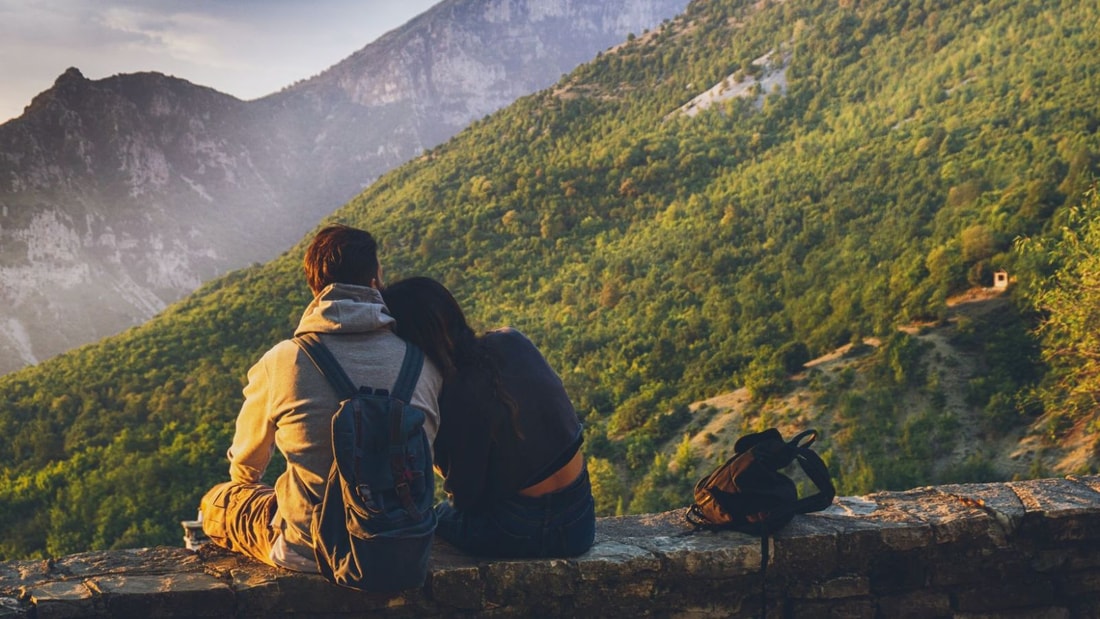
[394, 480, 411, 499]
[357, 484, 374, 503]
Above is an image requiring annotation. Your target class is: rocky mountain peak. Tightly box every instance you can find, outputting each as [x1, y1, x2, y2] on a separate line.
[55, 66, 87, 85]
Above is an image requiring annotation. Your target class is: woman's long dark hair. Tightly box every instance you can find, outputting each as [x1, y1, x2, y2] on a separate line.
[382, 277, 521, 438]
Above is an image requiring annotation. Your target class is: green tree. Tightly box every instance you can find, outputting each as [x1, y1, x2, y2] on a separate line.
[1022, 189, 1100, 431]
[587, 457, 626, 516]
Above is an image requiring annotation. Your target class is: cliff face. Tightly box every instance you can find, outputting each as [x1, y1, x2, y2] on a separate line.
[0, 0, 690, 375]
[0, 69, 280, 370]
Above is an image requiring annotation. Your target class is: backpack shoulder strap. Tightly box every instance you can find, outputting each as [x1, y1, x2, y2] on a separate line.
[776, 428, 836, 514]
[294, 333, 357, 400]
[793, 447, 836, 514]
[389, 343, 424, 403]
[757, 534, 770, 619]
[386, 342, 427, 520]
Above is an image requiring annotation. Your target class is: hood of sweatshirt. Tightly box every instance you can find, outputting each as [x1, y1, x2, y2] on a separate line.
[293, 283, 394, 336]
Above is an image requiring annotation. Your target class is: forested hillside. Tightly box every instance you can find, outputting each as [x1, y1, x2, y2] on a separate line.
[2, 0, 1098, 559]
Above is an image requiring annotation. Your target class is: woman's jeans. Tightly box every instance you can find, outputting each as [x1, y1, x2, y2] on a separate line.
[435, 463, 596, 558]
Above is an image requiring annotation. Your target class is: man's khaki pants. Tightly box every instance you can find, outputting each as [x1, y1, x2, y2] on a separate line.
[200, 481, 279, 567]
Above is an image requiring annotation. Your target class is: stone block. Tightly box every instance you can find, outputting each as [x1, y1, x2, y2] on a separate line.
[231, 568, 427, 617]
[823, 491, 937, 553]
[773, 518, 840, 576]
[848, 490, 935, 549]
[1069, 475, 1100, 496]
[1062, 544, 1100, 571]
[937, 482, 1027, 537]
[0, 559, 51, 591]
[1031, 548, 1071, 573]
[924, 501, 1009, 547]
[621, 575, 758, 618]
[0, 598, 28, 619]
[866, 551, 929, 594]
[1010, 478, 1100, 542]
[89, 573, 234, 618]
[874, 590, 952, 619]
[878, 521, 934, 551]
[428, 565, 485, 611]
[574, 540, 661, 581]
[226, 568, 282, 618]
[195, 544, 274, 580]
[0, 597, 29, 619]
[786, 574, 870, 600]
[52, 547, 202, 586]
[482, 557, 577, 610]
[811, 516, 891, 570]
[928, 548, 1028, 587]
[1058, 568, 1100, 598]
[954, 609, 1070, 619]
[665, 602, 746, 618]
[955, 578, 1056, 612]
[1068, 599, 1100, 619]
[639, 530, 760, 580]
[1027, 543, 1100, 573]
[594, 509, 694, 541]
[787, 596, 874, 619]
[20, 580, 96, 619]
[572, 579, 661, 616]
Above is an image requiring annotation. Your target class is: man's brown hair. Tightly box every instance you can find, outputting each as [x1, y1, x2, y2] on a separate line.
[303, 224, 380, 294]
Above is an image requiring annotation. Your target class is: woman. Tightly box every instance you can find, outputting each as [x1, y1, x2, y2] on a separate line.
[382, 277, 594, 558]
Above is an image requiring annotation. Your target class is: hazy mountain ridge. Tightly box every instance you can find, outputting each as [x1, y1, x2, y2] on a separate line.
[260, 0, 692, 194]
[0, 0, 691, 375]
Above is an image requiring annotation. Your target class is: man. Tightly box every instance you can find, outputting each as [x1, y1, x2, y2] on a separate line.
[199, 224, 442, 571]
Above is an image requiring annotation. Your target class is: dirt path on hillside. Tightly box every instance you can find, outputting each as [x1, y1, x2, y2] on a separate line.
[678, 287, 1052, 480]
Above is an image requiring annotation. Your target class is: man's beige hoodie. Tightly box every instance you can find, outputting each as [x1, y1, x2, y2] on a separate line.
[227, 283, 442, 565]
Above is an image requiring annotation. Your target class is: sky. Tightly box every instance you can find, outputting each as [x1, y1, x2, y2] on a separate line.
[0, 0, 441, 123]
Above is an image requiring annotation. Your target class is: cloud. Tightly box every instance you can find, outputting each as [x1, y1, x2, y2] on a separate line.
[97, 7, 233, 66]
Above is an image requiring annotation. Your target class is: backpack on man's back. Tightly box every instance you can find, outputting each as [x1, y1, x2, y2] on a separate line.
[295, 332, 436, 593]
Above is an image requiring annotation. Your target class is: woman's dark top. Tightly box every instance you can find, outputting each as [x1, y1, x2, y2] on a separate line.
[433, 327, 583, 512]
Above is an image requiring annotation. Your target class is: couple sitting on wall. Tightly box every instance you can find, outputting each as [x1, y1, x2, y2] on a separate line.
[199, 224, 595, 574]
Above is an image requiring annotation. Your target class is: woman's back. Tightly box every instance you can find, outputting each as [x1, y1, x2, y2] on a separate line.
[435, 327, 582, 512]
[382, 276, 595, 558]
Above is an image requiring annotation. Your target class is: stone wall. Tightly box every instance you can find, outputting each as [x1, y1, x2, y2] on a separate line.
[4, 476, 1100, 618]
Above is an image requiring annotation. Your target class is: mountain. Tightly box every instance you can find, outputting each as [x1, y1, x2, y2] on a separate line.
[0, 69, 289, 371]
[0, 0, 691, 375]
[1, 0, 1098, 559]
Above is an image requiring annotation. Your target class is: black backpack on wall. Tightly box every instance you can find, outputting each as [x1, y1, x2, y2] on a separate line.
[686, 427, 835, 533]
[685, 428, 836, 618]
